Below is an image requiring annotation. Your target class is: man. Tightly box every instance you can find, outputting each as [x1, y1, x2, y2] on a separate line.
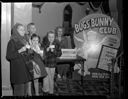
[26, 23, 37, 96]
[26, 23, 37, 42]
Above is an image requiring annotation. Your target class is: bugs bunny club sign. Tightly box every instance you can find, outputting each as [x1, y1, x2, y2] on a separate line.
[74, 13, 121, 69]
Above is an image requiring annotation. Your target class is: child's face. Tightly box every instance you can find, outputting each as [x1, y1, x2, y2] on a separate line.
[28, 25, 36, 34]
[48, 33, 55, 43]
[17, 25, 25, 37]
[57, 28, 63, 37]
[31, 37, 39, 46]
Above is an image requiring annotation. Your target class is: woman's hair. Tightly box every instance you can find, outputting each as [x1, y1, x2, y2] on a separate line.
[11, 23, 23, 35]
[31, 33, 41, 43]
[11, 23, 27, 45]
[55, 26, 64, 37]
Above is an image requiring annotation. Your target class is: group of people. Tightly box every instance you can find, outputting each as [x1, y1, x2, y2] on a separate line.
[6, 23, 71, 96]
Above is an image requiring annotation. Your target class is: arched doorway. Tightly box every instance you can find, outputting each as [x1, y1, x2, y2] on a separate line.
[63, 4, 72, 35]
[63, 4, 75, 48]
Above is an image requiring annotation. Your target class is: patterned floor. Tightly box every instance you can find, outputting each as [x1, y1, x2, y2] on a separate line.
[54, 79, 110, 96]
[39, 73, 121, 98]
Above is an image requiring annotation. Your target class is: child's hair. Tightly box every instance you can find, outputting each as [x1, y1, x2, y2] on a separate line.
[31, 33, 41, 43]
[27, 22, 35, 29]
[55, 26, 64, 37]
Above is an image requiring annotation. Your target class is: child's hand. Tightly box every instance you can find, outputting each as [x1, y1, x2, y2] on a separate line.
[47, 47, 50, 52]
[39, 50, 43, 56]
[51, 48, 54, 52]
[25, 44, 30, 49]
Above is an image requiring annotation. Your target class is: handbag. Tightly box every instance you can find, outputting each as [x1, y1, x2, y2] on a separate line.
[12, 39, 34, 79]
[32, 60, 41, 79]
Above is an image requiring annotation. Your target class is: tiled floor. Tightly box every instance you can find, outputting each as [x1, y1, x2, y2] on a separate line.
[38, 71, 122, 98]
[54, 79, 110, 96]
[39, 78, 120, 97]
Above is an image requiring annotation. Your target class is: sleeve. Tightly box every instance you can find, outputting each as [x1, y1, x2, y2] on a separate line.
[6, 40, 20, 61]
[65, 36, 72, 49]
[41, 36, 48, 48]
[43, 44, 49, 58]
[54, 42, 62, 57]
[63, 37, 69, 48]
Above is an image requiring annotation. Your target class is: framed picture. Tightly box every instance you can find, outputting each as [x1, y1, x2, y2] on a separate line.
[96, 45, 118, 71]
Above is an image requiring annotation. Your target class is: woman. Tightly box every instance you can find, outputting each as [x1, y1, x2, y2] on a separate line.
[6, 23, 32, 96]
[55, 26, 70, 80]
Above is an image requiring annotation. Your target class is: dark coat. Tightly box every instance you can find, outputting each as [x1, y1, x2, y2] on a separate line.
[56, 37, 69, 49]
[56, 37, 70, 70]
[6, 39, 32, 84]
[43, 40, 62, 68]
[32, 51, 47, 79]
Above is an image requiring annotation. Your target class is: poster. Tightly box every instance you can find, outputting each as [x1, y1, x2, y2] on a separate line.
[97, 45, 118, 71]
[74, 13, 121, 70]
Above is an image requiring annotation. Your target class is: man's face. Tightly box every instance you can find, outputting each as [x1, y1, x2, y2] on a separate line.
[28, 25, 36, 34]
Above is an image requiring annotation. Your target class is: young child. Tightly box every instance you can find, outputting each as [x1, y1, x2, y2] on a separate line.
[30, 34, 47, 96]
[42, 31, 62, 95]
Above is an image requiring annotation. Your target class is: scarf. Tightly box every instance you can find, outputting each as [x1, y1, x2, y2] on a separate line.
[10, 23, 27, 45]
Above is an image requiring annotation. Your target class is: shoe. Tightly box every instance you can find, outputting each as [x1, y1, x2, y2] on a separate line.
[57, 74, 62, 81]
[57, 74, 61, 78]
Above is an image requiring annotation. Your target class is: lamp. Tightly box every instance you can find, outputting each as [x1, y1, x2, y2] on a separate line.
[89, 2, 103, 12]
[32, 2, 45, 13]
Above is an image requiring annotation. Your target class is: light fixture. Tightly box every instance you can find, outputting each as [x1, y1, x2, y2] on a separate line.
[89, 2, 103, 12]
[32, 2, 45, 13]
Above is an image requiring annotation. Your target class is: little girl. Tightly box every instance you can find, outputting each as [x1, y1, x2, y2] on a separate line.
[42, 30, 62, 95]
[29, 34, 47, 96]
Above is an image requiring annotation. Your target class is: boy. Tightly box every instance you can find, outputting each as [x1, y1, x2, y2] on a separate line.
[26, 22, 37, 96]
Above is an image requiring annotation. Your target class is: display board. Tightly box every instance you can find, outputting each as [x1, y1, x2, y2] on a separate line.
[74, 13, 121, 69]
[97, 45, 118, 71]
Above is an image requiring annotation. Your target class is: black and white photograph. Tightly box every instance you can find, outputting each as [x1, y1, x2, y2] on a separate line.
[1, 1, 124, 98]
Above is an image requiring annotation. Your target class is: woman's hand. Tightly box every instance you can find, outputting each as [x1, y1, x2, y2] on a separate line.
[18, 46, 27, 53]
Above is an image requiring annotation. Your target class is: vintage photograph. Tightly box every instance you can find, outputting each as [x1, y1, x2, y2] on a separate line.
[1, 1, 123, 98]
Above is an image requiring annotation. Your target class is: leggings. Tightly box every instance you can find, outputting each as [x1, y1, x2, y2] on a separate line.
[43, 67, 55, 94]
[11, 83, 28, 96]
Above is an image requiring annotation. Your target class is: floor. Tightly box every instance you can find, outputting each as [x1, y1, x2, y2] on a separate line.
[38, 70, 122, 99]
